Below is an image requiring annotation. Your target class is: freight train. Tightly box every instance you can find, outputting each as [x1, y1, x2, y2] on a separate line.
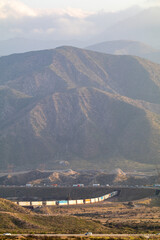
[14, 190, 118, 207]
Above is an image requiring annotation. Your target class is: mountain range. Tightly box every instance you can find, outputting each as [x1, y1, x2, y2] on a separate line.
[1, 39, 160, 66]
[87, 40, 160, 64]
[0, 46, 160, 171]
[98, 7, 160, 48]
[1, 7, 160, 57]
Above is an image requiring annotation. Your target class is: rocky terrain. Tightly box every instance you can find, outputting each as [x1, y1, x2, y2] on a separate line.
[0, 46, 160, 170]
[0, 169, 158, 187]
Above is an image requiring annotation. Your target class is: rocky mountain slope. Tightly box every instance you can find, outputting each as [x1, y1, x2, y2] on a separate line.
[0, 46, 160, 170]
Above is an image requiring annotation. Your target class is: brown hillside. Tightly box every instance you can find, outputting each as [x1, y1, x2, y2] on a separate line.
[0, 47, 160, 170]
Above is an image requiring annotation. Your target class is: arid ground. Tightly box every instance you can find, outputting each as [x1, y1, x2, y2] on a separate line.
[0, 197, 160, 239]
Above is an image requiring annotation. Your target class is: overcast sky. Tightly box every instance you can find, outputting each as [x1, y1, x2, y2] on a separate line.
[15, 0, 160, 12]
[0, 0, 160, 44]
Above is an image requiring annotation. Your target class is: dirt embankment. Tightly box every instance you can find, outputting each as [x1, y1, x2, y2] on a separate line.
[0, 169, 158, 187]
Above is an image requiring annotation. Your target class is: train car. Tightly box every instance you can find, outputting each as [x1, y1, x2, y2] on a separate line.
[18, 201, 30, 206]
[45, 201, 56, 206]
[98, 196, 103, 202]
[68, 200, 77, 205]
[15, 191, 118, 208]
[101, 196, 104, 201]
[73, 184, 84, 187]
[104, 194, 109, 199]
[31, 201, 43, 206]
[112, 191, 118, 196]
[110, 191, 117, 197]
[91, 198, 96, 203]
[103, 195, 107, 199]
[95, 198, 99, 202]
[84, 199, 91, 204]
[57, 200, 68, 206]
[76, 199, 84, 204]
[103, 194, 106, 199]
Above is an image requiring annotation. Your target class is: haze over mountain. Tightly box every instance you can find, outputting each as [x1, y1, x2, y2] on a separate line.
[87, 40, 160, 64]
[0, 38, 86, 57]
[1, 4, 160, 56]
[0, 46, 160, 171]
[99, 7, 160, 48]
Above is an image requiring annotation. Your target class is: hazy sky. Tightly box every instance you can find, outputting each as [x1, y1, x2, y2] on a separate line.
[17, 0, 160, 12]
[0, 0, 160, 45]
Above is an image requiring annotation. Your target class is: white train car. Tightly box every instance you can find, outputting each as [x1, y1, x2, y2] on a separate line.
[104, 194, 109, 199]
[95, 198, 99, 202]
[76, 199, 84, 204]
[98, 196, 104, 202]
[45, 201, 56, 206]
[31, 201, 43, 206]
[68, 200, 77, 205]
[91, 198, 96, 203]
[18, 201, 30, 206]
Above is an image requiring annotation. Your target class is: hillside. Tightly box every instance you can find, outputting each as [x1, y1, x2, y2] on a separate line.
[0, 198, 105, 234]
[86, 40, 160, 64]
[87, 40, 156, 56]
[1, 198, 160, 236]
[0, 46, 160, 170]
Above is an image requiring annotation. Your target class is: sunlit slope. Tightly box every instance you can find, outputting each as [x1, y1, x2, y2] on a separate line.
[0, 46, 160, 103]
[0, 199, 105, 234]
[0, 46, 160, 170]
[0, 86, 32, 128]
[0, 87, 159, 169]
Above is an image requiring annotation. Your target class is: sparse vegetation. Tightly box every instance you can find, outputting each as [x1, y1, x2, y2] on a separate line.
[0, 47, 160, 170]
[0, 198, 160, 236]
[0, 236, 159, 240]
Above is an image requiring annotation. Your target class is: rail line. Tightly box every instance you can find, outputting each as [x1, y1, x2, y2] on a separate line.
[13, 190, 118, 207]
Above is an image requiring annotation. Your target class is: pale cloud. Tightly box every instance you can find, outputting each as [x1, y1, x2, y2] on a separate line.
[43, 8, 91, 18]
[0, 0, 37, 18]
[0, 0, 90, 19]
[143, 0, 160, 7]
[0, 0, 157, 42]
[0, 0, 98, 40]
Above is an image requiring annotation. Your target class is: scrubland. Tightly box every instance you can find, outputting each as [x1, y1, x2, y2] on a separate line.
[0, 198, 160, 239]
